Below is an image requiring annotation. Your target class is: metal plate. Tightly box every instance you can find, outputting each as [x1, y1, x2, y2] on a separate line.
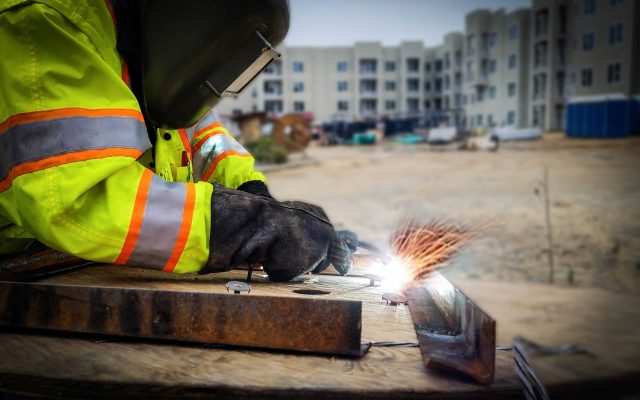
[0, 281, 362, 356]
[406, 272, 496, 384]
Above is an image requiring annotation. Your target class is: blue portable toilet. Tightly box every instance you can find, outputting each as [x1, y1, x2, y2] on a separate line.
[566, 96, 640, 138]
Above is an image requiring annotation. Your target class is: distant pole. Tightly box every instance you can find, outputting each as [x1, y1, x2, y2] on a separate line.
[543, 166, 555, 284]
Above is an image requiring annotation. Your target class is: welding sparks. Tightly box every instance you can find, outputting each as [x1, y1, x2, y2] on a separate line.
[387, 217, 476, 290]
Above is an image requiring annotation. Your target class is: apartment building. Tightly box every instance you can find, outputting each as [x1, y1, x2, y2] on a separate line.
[217, 1, 639, 135]
[463, 8, 531, 129]
[566, 0, 639, 98]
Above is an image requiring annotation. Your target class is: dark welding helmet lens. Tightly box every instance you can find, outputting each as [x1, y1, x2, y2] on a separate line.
[141, 0, 290, 129]
[204, 31, 280, 98]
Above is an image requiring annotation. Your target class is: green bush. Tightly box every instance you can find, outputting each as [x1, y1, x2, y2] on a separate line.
[246, 137, 288, 164]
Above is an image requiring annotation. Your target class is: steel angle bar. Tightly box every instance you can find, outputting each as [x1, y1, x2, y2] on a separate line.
[406, 271, 496, 384]
[0, 247, 92, 281]
[0, 281, 363, 356]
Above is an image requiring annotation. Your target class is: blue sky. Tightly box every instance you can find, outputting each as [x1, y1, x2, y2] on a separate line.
[286, 0, 531, 47]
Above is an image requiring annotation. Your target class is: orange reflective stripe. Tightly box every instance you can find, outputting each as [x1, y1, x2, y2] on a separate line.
[192, 130, 227, 154]
[104, 0, 116, 28]
[121, 60, 130, 87]
[115, 169, 153, 265]
[0, 108, 144, 134]
[178, 129, 192, 160]
[193, 122, 223, 140]
[163, 182, 196, 272]
[201, 151, 252, 182]
[0, 148, 142, 193]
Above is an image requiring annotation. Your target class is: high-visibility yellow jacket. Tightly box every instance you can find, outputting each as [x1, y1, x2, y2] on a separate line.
[0, 0, 265, 273]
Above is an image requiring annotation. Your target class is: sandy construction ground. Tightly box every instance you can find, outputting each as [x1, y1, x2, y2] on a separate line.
[262, 134, 640, 295]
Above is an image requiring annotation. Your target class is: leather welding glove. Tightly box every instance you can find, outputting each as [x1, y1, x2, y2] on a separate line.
[203, 184, 352, 281]
[312, 230, 356, 275]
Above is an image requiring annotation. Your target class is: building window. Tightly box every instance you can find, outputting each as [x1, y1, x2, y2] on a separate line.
[385, 100, 396, 110]
[407, 99, 419, 112]
[489, 86, 497, 99]
[360, 79, 377, 94]
[385, 61, 396, 72]
[508, 82, 516, 97]
[584, 0, 596, 14]
[434, 60, 443, 72]
[337, 81, 348, 92]
[581, 68, 593, 86]
[264, 80, 282, 95]
[292, 61, 304, 73]
[360, 99, 377, 114]
[385, 81, 396, 91]
[607, 63, 621, 83]
[424, 100, 431, 109]
[476, 114, 483, 126]
[264, 60, 282, 75]
[232, 108, 242, 116]
[582, 32, 595, 51]
[424, 62, 431, 72]
[359, 59, 377, 74]
[264, 100, 283, 113]
[337, 100, 348, 111]
[462, 95, 468, 105]
[508, 25, 518, 40]
[293, 81, 304, 92]
[337, 61, 348, 72]
[424, 81, 431, 91]
[609, 23, 623, 46]
[507, 111, 516, 125]
[407, 79, 419, 93]
[467, 34, 475, 54]
[508, 54, 517, 69]
[293, 101, 305, 112]
[489, 59, 497, 73]
[407, 58, 419, 73]
[489, 32, 498, 47]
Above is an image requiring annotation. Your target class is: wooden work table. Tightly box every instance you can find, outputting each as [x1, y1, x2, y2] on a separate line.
[0, 265, 638, 399]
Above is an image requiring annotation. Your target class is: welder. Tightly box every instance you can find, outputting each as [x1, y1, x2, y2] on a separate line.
[0, 0, 352, 281]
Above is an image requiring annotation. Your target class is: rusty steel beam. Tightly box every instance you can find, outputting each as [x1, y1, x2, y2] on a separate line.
[406, 272, 496, 384]
[0, 281, 363, 356]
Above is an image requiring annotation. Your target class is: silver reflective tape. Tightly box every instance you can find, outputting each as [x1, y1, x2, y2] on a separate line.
[192, 133, 249, 181]
[126, 175, 187, 269]
[192, 110, 221, 134]
[0, 116, 151, 180]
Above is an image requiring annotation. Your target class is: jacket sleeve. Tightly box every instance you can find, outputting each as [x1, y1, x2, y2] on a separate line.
[0, 2, 211, 273]
[186, 110, 267, 189]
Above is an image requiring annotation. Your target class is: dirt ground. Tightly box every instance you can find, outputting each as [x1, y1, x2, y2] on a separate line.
[262, 134, 640, 295]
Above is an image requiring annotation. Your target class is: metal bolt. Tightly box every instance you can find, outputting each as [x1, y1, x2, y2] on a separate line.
[382, 292, 408, 306]
[364, 273, 383, 287]
[226, 281, 251, 294]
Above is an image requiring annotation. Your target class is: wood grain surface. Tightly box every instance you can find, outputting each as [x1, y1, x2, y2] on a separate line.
[0, 264, 638, 399]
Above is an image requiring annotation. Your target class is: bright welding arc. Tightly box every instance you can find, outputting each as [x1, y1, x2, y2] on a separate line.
[389, 217, 475, 286]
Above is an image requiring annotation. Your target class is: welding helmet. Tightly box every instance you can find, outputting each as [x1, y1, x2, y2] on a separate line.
[141, 0, 289, 128]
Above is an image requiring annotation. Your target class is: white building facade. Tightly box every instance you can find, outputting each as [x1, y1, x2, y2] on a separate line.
[217, 1, 639, 134]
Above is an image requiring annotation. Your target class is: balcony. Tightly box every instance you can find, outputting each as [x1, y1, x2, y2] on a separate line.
[359, 59, 378, 76]
[263, 80, 283, 97]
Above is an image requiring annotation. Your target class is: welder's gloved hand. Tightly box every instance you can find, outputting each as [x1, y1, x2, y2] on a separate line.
[312, 230, 356, 276]
[203, 184, 351, 281]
